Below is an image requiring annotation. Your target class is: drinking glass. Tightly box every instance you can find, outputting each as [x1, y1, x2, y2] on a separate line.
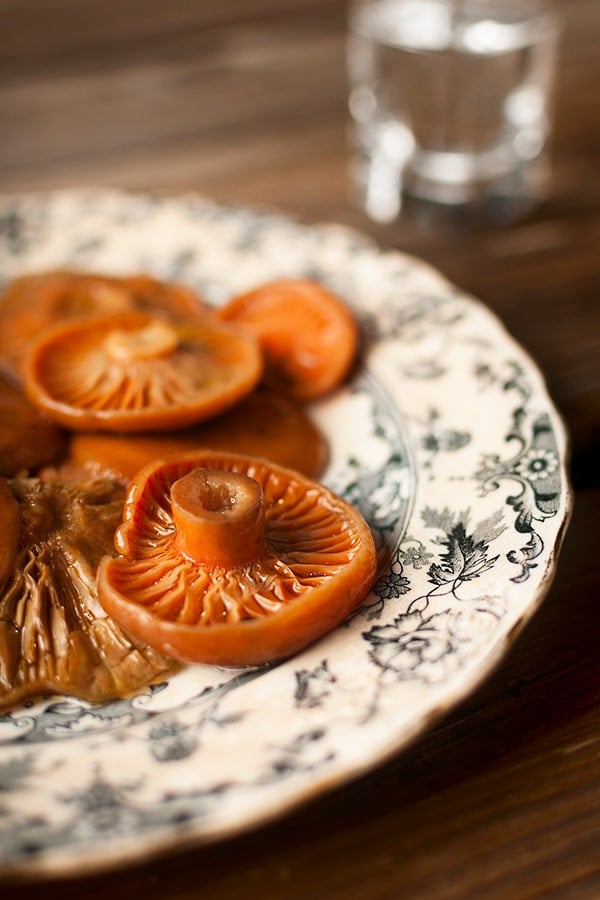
[347, 0, 560, 224]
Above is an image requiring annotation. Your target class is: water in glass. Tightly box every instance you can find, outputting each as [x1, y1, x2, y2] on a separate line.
[348, 0, 559, 223]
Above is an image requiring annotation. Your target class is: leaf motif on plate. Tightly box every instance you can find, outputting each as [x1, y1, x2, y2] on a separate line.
[476, 411, 562, 581]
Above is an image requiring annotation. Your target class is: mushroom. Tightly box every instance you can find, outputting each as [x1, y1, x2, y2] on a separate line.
[118, 273, 208, 320]
[0, 365, 67, 476]
[218, 278, 359, 400]
[0, 479, 19, 592]
[69, 385, 329, 480]
[0, 270, 206, 376]
[97, 451, 378, 667]
[0, 468, 173, 709]
[23, 310, 263, 432]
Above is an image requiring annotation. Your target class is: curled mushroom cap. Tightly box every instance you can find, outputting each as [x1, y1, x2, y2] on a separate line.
[0, 270, 206, 376]
[23, 311, 263, 432]
[97, 451, 378, 667]
[69, 386, 328, 480]
[0, 469, 173, 709]
[218, 278, 359, 400]
[0, 366, 67, 476]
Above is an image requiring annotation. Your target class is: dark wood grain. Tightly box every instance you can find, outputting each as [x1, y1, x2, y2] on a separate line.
[2, 0, 599, 896]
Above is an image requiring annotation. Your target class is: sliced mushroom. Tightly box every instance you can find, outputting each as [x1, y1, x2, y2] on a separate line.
[69, 386, 329, 480]
[23, 311, 263, 432]
[0, 270, 206, 376]
[0, 365, 68, 476]
[0, 469, 174, 709]
[98, 451, 378, 667]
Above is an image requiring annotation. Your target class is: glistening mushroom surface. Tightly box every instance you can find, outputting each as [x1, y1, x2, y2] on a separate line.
[98, 451, 378, 667]
[23, 310, 263, 432]
[0, 469, 173, 709]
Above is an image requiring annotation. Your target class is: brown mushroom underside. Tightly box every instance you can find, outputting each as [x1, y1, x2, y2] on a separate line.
[0, 470, 174, 709]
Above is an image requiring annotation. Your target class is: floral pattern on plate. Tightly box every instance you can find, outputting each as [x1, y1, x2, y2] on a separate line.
[0, 189, 570, 878]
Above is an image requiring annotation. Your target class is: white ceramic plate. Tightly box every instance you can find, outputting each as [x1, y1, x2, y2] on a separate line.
[0, 189, 571, 879]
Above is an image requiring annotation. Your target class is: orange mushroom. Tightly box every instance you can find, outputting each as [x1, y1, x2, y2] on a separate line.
[218, 278, 359, 400]
[0, 365, 68, 476]
[69, 386, 328, 480]
[0, 468, 173, 709]
[97, 451, 378, 667]
[119, 273, 207, 320]
[23, 311, 263, 432]
[0, 270, 206, 376]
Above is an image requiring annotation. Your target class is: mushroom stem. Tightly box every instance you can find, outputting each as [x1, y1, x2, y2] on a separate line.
[171, 468, 266, 568]
[104, 319, 178, 361]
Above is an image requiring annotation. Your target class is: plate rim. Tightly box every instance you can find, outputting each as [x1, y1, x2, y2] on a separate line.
[0, 187, 573, 881]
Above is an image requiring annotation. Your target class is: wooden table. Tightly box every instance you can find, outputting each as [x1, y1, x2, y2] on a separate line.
[2, 1, 599, 896]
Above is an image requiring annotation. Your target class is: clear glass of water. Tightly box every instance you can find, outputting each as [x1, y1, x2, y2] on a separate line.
[347, 0, 560, 224]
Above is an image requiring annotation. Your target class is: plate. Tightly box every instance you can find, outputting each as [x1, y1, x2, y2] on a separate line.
[0, 189, 571, 879]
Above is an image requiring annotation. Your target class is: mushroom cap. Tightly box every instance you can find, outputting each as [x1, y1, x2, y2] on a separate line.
[69, 386, 328, 480]
[0, 270, 206, 376]
[0, 366, 68, 476]
[0, 469, 173, 709]
[97, 451, 378, 667]
[23, 311, 264, 432]
[218, 278, 359, 400]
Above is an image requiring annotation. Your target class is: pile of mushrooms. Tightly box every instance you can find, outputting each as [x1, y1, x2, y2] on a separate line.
[0, 270, 375, 710]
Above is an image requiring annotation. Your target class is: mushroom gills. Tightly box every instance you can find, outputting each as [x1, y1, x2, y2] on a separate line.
[0, 472, 174, 709]
[98, 451, 378, 667]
